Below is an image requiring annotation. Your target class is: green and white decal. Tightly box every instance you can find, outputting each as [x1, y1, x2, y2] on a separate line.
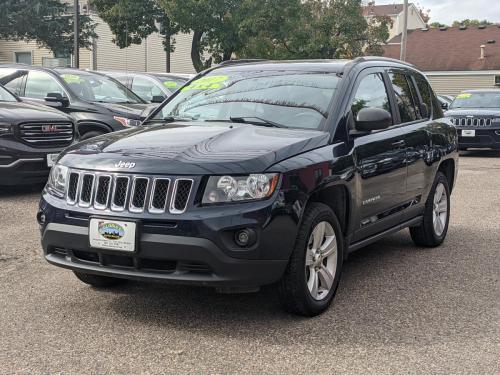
[182, 75, 228, 91]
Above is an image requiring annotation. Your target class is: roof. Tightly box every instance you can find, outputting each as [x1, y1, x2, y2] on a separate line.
[383, 26, 500, 71]
[362, 3, 412, 17]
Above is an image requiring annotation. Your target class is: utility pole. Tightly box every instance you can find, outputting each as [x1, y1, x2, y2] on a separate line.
[400, 0, 408, 61]
[73, 0, 80, 68]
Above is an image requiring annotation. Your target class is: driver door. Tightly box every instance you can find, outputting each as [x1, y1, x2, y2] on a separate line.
[22, 71, 70, 112]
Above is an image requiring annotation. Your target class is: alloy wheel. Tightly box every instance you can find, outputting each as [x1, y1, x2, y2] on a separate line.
[305, 221, 338, 301]
[432, 182, 448, 236]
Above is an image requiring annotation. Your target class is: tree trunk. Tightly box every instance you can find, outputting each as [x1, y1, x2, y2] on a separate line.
[191, 30, 204, 72]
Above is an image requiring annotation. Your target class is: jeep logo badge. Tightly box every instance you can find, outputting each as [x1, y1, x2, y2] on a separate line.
[115, 161, 136, 169]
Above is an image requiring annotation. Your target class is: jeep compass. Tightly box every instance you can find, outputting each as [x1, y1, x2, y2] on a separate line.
[39, 58, 458, 316]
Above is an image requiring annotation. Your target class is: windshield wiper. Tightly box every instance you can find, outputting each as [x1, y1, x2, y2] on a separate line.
[229, 116, 286, 128]
[145, 115, 197, 124]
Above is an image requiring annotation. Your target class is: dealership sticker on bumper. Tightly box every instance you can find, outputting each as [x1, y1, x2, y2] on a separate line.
[462, 130, 475, 137]
[47, 154, 59, 167]
[89, 219, 136, 252]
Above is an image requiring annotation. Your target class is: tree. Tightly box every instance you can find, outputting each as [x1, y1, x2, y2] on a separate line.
[0, 0, 96, 56]
[90, 0, 177, 55]
[451, 19, 493, 27]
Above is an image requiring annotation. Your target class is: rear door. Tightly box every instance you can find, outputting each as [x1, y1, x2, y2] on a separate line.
[350, 69, 409, 241]
[387, 69, 433, 220]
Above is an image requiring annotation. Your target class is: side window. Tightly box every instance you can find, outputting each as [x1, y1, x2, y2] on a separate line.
[389, 72, 420, 123]
[25, 71, 66, 99]
[0, 69, 27, 95]
[414, 73, 433, 119]
[131, 77, 162, 102]
[351, 73, 392, 123]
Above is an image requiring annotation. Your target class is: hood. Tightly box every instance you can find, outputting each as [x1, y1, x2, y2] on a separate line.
[445, 108, 500, 117]
[0, 101, 72, 123]
[59, 122, 330, 175]
[93, 102, 149, 119]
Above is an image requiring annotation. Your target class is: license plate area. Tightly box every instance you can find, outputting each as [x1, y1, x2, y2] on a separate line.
[462, 129, 476, 137]
[47, 153, 59, 167]
[89, 217, 138, 252]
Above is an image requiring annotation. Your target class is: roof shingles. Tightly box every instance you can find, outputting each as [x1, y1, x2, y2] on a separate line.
[383, 26, 500, 71]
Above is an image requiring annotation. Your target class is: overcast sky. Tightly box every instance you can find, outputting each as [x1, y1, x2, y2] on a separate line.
[373, 0, 500, 25]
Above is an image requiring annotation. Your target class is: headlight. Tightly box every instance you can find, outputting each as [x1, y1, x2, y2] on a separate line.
[113, 116, 142, 127]
[202, 174, 280, 204]
[0, 122, 12, 136]
[47, 164, 69, 198]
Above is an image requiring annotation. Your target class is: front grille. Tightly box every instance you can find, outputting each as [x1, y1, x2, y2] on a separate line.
[65, 170, 194, 214]
[18, 122, 74, 147]
[451, 117, 493, 127]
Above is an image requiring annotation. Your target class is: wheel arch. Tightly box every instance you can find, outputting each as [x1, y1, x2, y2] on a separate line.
[76, 121, 112, 137]
[306, 184, 351, 237]
[437, 158, 456, 192]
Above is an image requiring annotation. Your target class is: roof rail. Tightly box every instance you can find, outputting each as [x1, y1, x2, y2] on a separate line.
[218, 59, 269, 66]
[352, 56, 415, 68]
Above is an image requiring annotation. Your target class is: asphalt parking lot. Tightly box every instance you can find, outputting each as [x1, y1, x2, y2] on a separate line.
[1, 151, 499, 374]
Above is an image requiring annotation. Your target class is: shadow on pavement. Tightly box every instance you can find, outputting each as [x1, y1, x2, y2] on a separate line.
[459, 149, 500, 158]
[101, 231, 485, 346]
[0, 183, 45, 198]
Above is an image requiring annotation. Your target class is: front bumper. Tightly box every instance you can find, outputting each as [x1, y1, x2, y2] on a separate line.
[457, 128, 500, 149]
[39, 194, 297, 287]
[0, 138, 63, 185]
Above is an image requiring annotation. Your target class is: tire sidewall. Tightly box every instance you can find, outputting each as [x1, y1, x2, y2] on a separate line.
[299, 206, 344, 312]
[428, 173, 451, 243]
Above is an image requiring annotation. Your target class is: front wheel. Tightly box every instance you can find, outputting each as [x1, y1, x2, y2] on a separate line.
[278, 203, 344, 316]
[410, 171, 450, 247]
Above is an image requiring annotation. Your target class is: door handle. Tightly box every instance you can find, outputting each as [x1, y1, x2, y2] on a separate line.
[391, 140, 406, 148]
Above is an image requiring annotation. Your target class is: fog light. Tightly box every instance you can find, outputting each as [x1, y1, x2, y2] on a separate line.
[234, 228, 257, 247]
[37, 212, 46, 225]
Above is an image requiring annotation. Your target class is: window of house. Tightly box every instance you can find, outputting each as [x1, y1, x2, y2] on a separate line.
[351, 73, 392, 123]
[14, 52, 32, 65]
[389, 72, 420, 123]
[495, 75, 500, 86]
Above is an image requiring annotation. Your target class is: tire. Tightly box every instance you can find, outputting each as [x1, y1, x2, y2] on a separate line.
[80, 130, 106, 140]
[410, 171, 450, 247]
[278, 202, 344, 316]
[73, 271, 127, 288]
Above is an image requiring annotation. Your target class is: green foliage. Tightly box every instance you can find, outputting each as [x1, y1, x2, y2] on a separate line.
[90, 0, 177, 51]
[92, 0, 390, 72]
[0, 0, 96, 55]
[451, 19, 493, 27]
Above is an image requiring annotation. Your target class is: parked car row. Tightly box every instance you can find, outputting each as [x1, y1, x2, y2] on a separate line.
[0, 64, 191, 185]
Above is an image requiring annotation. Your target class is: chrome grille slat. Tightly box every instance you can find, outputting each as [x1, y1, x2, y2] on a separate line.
[18, 122, 74, 147]
[79, 174, 95, 207]
[64, 170, 194, 214]
[452, 117, 494, 128]
[111, 176, 130, 211]
[149, 178, 170, 213]
[170, 179, 194, 214]
[129, 177, 149, 213]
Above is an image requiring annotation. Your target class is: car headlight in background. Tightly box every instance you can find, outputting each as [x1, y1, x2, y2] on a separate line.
[47, 164, 69, 198]
[113, 116, 142, 127]
[202, 174, 280, 204]
[0, 122, 12, 136]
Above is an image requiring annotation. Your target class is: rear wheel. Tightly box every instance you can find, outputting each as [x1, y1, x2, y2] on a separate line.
[73, 271, 127, 288]
[278, 203, 344, 316]
[410, 171, 450, 247]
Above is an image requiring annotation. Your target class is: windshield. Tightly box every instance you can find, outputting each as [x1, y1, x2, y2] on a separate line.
[450, 91, 500, 109]
[153, 70, 341, 129]
[0, 85, 17, 102]
[58, 72, 144, 104]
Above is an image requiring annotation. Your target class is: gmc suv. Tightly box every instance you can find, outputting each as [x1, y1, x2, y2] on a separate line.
[0, 84, 75, 185]
[38, 58, 458, 316]
[0, 65, 150, 140]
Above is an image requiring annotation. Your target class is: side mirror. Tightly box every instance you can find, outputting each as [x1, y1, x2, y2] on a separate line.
[441, 101, 449, 110]
[45, 92, 69, 107]
[354, 107, 392, 132]
[151, 95, 166, 104]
